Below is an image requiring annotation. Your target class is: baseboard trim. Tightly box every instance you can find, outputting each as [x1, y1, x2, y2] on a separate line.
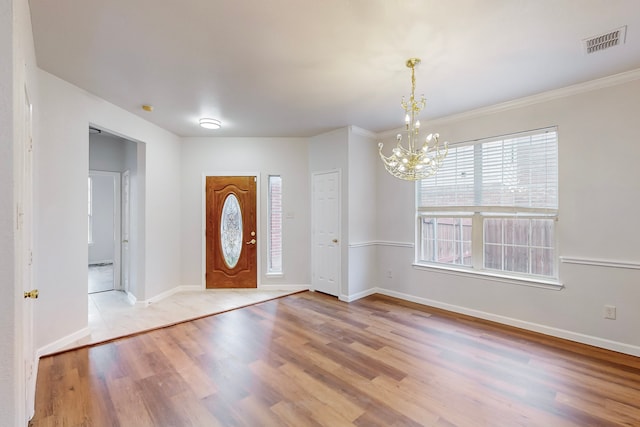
[374, 287, 640, 357]
[177, 285, 202, 292]
[37, 327, 91, 358]
[136, 285, 202, 307]
[340, 288, 378, 302]
[126, 291, 137, 306]
[258, 284, 310, 292]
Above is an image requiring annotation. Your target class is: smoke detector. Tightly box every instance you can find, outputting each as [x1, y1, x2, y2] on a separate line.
[583, 26, 627, 54]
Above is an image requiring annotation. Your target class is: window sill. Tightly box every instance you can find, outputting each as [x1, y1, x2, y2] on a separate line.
[412, 262, 563, 290]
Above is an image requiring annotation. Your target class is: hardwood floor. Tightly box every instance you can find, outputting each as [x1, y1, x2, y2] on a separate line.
[30, 292, 640, 426]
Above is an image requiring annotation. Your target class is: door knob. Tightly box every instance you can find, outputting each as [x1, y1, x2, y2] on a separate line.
[24, 289, 39, 299]
[332, 238, 339, 243]
[246, 239, 256, 245]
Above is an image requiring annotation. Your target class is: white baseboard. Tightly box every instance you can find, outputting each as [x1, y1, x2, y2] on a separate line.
[375, 287, 640, 357]
[37, 327, 91, 358]
[138, 285, 201, 306]
[176, 285, 202, 292]
[340, 288, 377, 302]
[258, 284, 310, 292]
[126, 291, 138, 306]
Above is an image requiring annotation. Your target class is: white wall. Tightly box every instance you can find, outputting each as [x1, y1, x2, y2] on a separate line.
[375, 74, 640, 355]
[34, 69, 181, 352]
[89, 133, 126, 171]
[180, 137, 310, 288]
[88, 174, 115, 264]
[124, 140, 144, 298]
[347, 127, 378, 298]
[88, 135, 124, 264]
[309, 128, 349, 297]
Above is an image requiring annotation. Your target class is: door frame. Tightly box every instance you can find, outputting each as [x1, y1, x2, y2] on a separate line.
[121, 169, 131, 293]
[88, 170, 122, 291]
[201, 172, 261, 289]
[311, 169, 342, 297]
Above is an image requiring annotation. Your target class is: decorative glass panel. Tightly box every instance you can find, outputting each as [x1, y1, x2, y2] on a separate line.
[268, 175, 283, 274]
[220, 194, 242, 268]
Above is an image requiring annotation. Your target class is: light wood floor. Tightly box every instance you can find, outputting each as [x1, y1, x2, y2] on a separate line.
[58, 288, 298, 352]
[30, 292, 640, 426]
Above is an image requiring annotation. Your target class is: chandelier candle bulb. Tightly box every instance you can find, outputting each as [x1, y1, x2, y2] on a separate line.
[378, 58, 448, 181]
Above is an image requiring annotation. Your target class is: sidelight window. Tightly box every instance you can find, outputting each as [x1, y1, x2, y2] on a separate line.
[268, 175, 283, 275]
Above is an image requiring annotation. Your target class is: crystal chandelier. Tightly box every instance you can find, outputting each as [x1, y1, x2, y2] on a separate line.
[378, 58, 448, 181]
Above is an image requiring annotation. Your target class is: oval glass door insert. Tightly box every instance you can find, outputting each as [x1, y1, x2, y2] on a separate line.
[220, 194, 243, 268]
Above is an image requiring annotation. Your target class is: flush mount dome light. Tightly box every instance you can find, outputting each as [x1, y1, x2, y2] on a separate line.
[199, 118, 221, 129]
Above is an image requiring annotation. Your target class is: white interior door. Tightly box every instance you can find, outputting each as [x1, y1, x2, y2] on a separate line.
[121, 170, 130, 292]
[312, 170, 341, 297]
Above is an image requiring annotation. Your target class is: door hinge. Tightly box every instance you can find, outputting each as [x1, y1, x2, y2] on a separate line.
[29, 251, 33, 266]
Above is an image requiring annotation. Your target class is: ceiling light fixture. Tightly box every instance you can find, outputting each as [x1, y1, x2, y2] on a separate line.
[199, 118, 222, 130]
[378, 58, 448, 181]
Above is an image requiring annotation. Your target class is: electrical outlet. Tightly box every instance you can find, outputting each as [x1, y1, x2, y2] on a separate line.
[604, 305, 617, 320]
[386, 270, 393, 278]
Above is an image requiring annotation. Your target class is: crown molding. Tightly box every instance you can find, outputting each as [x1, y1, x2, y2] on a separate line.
[377, 68, 640, 137]
[349, 126, 377, 139]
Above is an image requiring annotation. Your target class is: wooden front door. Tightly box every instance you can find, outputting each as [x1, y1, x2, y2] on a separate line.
[206, 176, 257, 288]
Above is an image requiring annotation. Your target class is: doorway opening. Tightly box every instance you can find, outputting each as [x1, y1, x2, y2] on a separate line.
[88, 126, 141, 299]
[88, 171, 120, 293]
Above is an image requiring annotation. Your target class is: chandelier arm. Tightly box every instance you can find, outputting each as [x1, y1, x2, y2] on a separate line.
[378, 58, 448, 181]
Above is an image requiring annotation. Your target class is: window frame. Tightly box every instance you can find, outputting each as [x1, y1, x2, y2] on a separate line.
[266, 175, 283, 276]
[414, 127, 560, 287]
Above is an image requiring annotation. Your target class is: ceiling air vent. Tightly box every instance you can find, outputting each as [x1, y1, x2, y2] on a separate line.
[584, 26, 627, 54]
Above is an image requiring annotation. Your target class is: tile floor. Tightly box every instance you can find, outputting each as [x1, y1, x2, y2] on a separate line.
[88, 263, 114, 293]
[58, 287, 300, 352]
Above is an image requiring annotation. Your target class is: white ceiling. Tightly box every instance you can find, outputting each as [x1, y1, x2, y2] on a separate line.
[29, 0, 640, 138]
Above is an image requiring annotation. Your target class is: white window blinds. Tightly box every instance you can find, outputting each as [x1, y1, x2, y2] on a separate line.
[418, 128, 558, 210]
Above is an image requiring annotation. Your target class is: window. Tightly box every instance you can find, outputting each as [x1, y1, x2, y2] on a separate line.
[88, 176, 93, 245]
[420, 217, 472, 266]
[267, 175, 283, 274]
[416, 128, 558, 280]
